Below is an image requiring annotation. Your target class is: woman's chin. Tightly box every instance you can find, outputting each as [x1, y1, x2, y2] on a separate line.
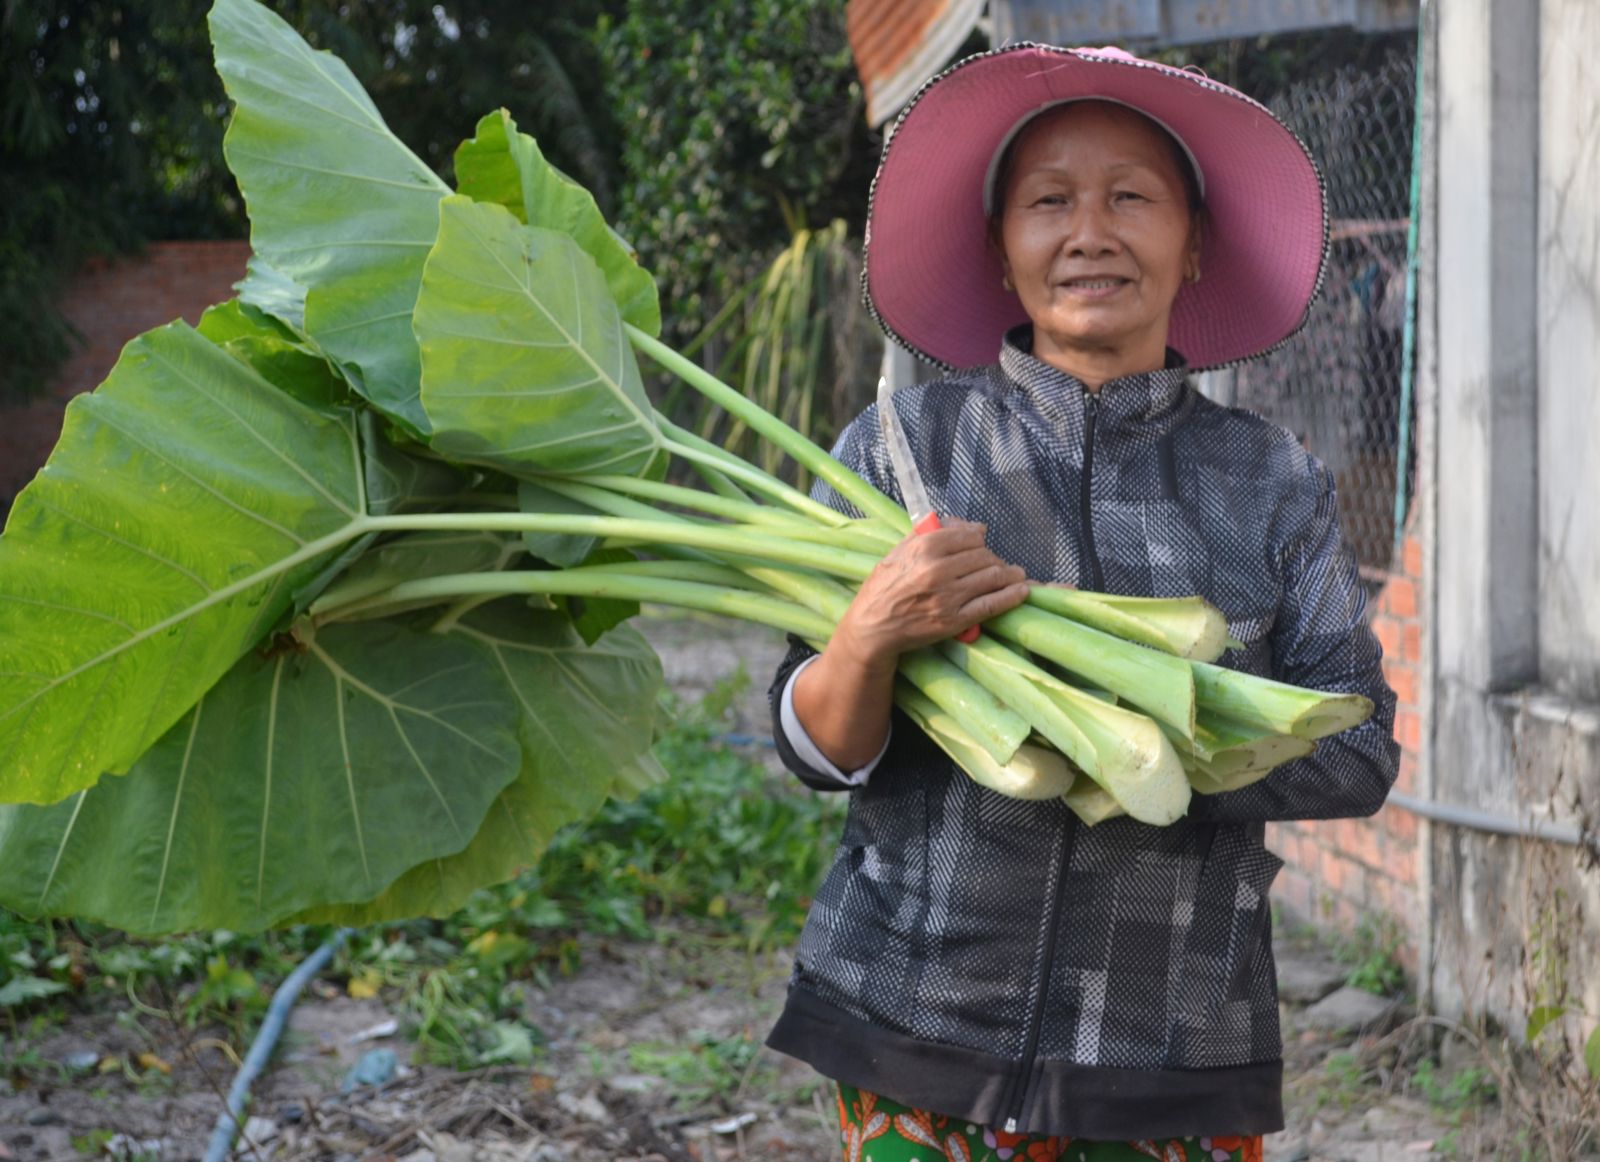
[1035, 318, 1144, 354]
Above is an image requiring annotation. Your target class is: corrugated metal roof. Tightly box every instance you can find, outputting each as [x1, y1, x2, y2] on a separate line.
[847, 0, 987, 127]
[991, 0, 1417, 50]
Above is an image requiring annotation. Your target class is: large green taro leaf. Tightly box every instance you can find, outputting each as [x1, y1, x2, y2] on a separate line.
[0, 322, 369, 806]
[297, 605, 665, 925]
[455, 109, 661, 337]
[210, 0, 449, 435]
[309, 529, 524, 623]
[415, 197, 663, 478]
[197, 299, 351, 412]
[0, 620, 523, 934]
[235, 255, 307, 334]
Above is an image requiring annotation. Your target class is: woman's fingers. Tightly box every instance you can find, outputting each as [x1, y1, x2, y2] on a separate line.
[835, 520, 1031, 660]
[957, 579, 1034, 624]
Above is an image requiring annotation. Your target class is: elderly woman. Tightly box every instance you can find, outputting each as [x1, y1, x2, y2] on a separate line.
[764, 44, 1400, 1161]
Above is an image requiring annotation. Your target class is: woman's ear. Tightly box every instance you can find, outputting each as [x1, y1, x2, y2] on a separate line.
[1184, 210, 1207, 283]
[987, 216, 1015, 292]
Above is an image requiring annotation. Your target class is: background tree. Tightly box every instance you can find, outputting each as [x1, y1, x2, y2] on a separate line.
[0, 0, 621, 402]
[598, 0, 876, 341]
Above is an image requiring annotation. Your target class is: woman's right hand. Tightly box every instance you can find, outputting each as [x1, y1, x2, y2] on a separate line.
[832, 518, 1031, 670]
[789, 520, 1029, 772]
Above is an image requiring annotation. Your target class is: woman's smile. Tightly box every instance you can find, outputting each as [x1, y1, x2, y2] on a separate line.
[1056, 275, 1133, 298]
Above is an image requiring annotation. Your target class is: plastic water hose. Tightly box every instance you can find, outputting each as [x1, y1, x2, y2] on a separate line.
[202, 927, 355, 1162]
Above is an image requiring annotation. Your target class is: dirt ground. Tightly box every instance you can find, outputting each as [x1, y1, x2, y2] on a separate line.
[0, 614, 1486, 1161]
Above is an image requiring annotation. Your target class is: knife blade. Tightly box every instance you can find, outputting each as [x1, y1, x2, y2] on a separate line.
[877, 374, 980, 642]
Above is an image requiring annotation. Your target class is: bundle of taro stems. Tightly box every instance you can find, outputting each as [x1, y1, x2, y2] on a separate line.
[380, 323, 1371, 828]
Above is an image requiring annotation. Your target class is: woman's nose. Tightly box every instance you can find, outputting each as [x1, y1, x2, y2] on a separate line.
[1063, 202, 1119, 256]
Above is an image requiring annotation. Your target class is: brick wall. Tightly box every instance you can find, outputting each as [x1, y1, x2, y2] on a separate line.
[1268, 526, 1425, 969]
[0, 240, 251, 509]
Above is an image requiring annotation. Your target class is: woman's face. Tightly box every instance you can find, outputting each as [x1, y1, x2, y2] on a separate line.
[996, 102, 1201, 384]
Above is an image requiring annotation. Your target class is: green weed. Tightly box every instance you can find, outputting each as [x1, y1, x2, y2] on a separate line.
[71, 1130, 114, 1156]
[1411, 1055, 1498, 1111]
[1308, 1049, 1370, 1113]
[628, 1031, 768, 1109]
[1332, 913, 1407, 997]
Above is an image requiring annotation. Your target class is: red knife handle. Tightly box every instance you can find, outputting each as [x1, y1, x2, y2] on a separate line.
[910, 512, 981, 643]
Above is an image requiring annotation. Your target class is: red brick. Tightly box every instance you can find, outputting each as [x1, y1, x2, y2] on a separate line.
[1333, 895, 1360, 930]
[1385, 803, 1419, 843]
[1402, 534, 1423, 579]
[1384, 664, 1418, 707]
[1395, 709, 1422, 752]
[1383, 576, 1418, 619]
[1352, 822, 1382, 871]
[1343, 861, 1368, 906]
[1321, 848, 1349, 893]
[1383, 834, 1418, 885]
[1275, 868, 1313, 918]
[1402, 622, 1422, 663]
[1372, 615, 1401, 657]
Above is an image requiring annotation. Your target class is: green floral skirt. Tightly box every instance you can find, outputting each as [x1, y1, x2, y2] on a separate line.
[835, 1083, 1265, 1162]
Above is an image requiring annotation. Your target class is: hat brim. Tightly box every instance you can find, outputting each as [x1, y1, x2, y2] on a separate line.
[863, 44, 1329, 372]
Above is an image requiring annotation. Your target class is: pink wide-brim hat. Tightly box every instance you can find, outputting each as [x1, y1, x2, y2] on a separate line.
[863, 43, 1328, 372]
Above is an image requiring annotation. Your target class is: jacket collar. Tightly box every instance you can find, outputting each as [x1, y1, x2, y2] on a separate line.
[997, 326, 1192, 436]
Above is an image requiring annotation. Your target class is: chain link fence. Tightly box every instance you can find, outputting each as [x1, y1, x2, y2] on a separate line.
[1200, 45, 1418, 577]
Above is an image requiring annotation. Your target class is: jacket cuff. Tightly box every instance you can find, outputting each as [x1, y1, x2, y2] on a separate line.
[778, 656, 891, 787]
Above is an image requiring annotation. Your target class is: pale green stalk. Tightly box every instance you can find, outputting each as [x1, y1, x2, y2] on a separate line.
[351, 512, 880, 586]
[582, 559, 764, 591]
[895, 683, 1076, 801]
[654, 411, 847, 526]
[940, 637, 1190, 825]
[314, 567, 835, 640]
[1063, 781, 1127, 826]
[631, 324, 911, 531]
[1024, 587, 1230, 662]
[683, 454, 752, 506]
[985, 605, 1196, 740]
[1166, 713, 1317, 771]
[937, 638, 1097, 775]
[1190, 660, 1372, 739]
[537, 477, 893, 559]
[577, 474, 821, 530]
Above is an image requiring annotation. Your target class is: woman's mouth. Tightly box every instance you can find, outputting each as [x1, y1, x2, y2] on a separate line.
[1058, 277, 1129, 298]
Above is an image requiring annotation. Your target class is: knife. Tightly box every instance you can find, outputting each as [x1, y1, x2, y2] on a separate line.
[877, 375, 981, 643]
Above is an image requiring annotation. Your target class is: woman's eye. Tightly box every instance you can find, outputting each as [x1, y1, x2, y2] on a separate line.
[1114, 190, 1147, 203]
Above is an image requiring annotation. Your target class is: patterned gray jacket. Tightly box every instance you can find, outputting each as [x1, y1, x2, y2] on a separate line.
[765, 331, 1400, 1139]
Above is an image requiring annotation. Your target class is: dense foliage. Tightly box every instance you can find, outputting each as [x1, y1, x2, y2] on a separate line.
[594, 0, 872, 339]
[0, 2, 237, 400]
[0, 0, 620, 402]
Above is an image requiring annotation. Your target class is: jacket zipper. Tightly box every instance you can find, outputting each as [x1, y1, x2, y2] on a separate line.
[1003, 812, 1078, 1132]
[1002, 389, 1102, 1133]
[1079, 391, 1105, 591]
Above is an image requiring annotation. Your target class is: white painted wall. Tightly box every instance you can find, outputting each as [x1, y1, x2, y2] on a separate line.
[1538, 0, 1600, 704]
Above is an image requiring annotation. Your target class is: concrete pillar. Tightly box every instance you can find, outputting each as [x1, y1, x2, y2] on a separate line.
[1426, 0, 1541, 1018]
[1432, 0, 1540, 696]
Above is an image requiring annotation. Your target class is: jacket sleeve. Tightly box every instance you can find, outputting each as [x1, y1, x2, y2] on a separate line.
[1188, 460, 1400, 823]
[766, 413, 902, 790]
